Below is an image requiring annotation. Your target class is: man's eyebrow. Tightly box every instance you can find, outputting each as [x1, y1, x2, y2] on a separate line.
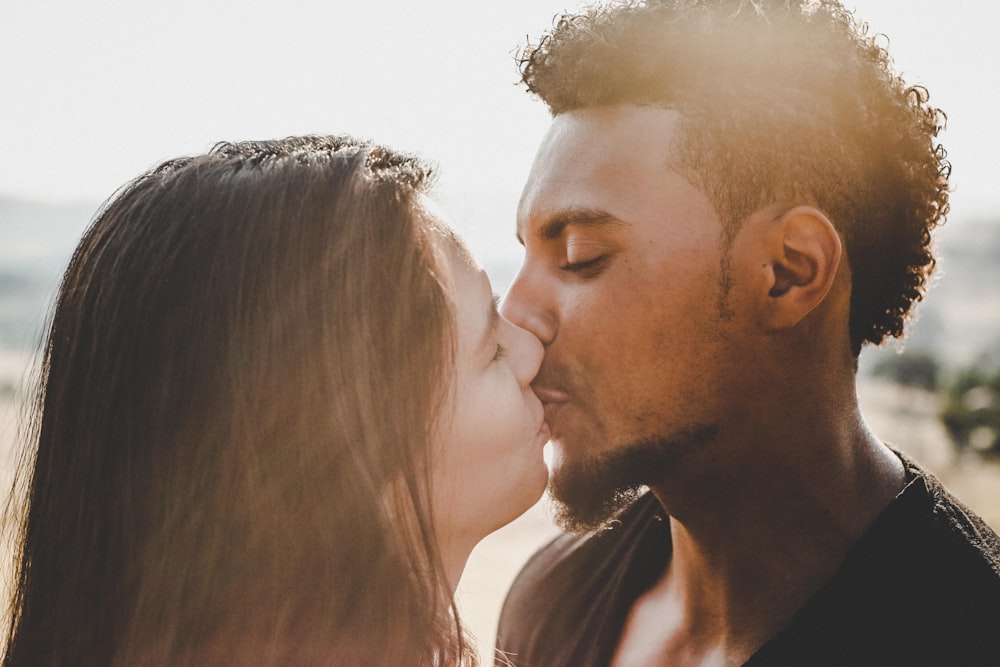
[516, 208, 626, 245]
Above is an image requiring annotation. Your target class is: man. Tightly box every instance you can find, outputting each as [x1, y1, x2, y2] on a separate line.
[496, 1, 1000, 665]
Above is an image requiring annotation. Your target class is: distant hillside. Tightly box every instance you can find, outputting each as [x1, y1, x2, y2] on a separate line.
[0, 192, 997, 368]
[862, 216, 1000, 371]
[0, 196, 97, 350]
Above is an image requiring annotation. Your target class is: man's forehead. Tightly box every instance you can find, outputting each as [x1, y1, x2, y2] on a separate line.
[543, 105, 684, 155]
[517, 105, 686, 234]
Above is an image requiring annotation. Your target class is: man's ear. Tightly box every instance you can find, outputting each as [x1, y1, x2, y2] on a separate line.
[761, 206, 842, 332]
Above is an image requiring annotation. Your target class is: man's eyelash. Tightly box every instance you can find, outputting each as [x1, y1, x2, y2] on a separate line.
[560, 255, 608, 272]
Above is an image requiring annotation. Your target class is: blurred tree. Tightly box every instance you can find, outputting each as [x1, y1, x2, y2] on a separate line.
[871, 350, 941, 392]
[940, 360, 1000, 456]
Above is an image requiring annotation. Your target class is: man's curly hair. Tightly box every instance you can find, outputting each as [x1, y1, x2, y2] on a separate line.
[519, 0, 950, 355]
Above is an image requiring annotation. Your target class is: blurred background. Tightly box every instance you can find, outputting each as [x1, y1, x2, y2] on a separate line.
[2, 0, 999, 656]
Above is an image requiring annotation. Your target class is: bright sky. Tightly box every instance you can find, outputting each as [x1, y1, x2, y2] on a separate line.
[2, 0, 998, 256]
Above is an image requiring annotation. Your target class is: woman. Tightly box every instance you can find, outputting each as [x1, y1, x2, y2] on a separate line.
[2, 136, 549, 665]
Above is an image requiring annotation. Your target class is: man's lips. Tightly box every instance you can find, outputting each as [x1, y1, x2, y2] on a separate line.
[533, 386, 570, 437]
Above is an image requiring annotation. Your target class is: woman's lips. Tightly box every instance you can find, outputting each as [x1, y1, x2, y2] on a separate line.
[537, 419, 551, 444]
[531, 385, 570, 404]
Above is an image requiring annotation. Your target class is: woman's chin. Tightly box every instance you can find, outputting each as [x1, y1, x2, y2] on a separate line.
[489, 464, 550, 537]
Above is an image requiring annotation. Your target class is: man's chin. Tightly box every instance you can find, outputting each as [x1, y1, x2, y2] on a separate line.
[546, 423, 718, 534]
[549, 472, 645, 534]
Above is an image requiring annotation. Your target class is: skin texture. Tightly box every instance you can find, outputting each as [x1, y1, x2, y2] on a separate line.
[432, 243, 549, 589]
[505, 106, 749, 529]
[503, 105, 906, 666]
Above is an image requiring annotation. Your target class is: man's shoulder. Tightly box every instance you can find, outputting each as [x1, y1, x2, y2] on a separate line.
[496, 493, 669, 667]
[890, 451, 1000, 583]
[839, 452, 1000, 633]
[750, 451, 1000, 665]
[500, 491, 667, 619]
[865, 457, 1000, 631]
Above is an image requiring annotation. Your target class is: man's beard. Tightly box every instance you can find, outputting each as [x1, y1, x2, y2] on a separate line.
[548, 423, 718, 533]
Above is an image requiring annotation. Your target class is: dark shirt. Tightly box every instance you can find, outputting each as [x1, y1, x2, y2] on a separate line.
[496, 452, 1000, 666]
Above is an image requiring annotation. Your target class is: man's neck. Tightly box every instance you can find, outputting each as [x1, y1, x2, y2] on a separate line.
[614, 396, 906, 666]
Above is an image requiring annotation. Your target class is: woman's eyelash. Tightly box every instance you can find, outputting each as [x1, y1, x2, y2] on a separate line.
[493, 342, 507, 362]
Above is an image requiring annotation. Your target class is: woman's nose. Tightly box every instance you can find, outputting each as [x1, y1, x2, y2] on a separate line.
[505, 319, 544, 387]
[501, 265, 557, 346]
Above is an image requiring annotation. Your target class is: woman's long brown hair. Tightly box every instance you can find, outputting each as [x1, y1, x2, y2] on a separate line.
[3, 136, 475, 665]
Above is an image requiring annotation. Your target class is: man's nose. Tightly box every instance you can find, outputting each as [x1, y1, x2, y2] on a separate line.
[501, 264, 557, 346]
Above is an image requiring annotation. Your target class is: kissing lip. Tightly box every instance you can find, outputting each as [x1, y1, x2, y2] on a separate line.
[531, 385, 570, 404]
[537, 418, 551, 441]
